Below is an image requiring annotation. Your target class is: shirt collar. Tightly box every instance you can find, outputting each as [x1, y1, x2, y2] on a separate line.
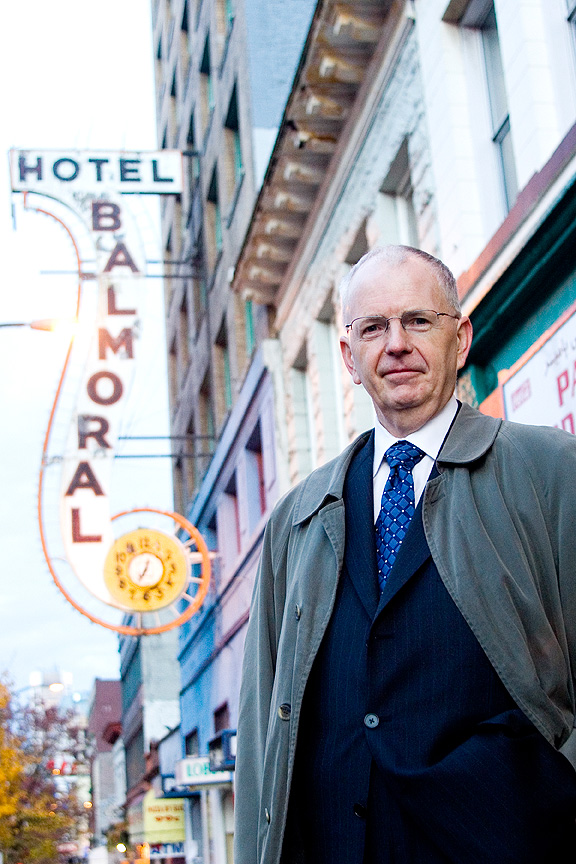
[373, 396, 459, 478]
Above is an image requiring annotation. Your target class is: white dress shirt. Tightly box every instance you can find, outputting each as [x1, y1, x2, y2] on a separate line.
[372, 397, 459, 522]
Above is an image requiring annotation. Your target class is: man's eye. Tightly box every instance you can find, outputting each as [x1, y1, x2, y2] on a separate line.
[360, 319, 385, 336]
[406, 314, 432, 330]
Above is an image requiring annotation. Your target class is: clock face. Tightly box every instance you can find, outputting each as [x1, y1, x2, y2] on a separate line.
[103, 528, 190, 611]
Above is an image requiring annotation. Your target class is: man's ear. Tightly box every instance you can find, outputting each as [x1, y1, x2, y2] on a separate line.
[340, 336, 362, 385]
[456, 316, 473, 370]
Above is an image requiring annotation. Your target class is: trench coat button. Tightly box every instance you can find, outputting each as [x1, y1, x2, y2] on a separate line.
[265, 807, 271, 823]
[364, 713, 379, 729]
[353, 803, 367, 819]
[278, 702, 291, 721]
[295, 604, 302, 620]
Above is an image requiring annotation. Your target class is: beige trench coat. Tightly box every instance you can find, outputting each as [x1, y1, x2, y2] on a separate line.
[234, 402, 576, 864]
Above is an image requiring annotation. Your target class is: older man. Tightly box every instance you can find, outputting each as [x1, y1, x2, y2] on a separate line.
[234, 246, 576, 863]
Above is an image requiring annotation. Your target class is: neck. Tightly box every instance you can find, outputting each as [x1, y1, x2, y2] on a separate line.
[376, 398, 454, 439]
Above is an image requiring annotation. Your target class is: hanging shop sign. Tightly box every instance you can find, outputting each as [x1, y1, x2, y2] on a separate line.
[502, 301, 576, 432]
[9, 149, 212, 636]
[10, 149, 182, 195]
[143, 789, 185, 844]
[175, 756, 233, 789]
[149, 844, 185, 859]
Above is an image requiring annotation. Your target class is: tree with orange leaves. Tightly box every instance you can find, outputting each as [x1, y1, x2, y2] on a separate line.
[0, 677, 88, 864]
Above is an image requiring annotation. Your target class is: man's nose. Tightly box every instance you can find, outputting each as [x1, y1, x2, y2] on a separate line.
[384, 317, 412, 352]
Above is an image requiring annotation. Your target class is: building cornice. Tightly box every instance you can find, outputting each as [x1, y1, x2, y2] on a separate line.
[231, 0, 397, 311]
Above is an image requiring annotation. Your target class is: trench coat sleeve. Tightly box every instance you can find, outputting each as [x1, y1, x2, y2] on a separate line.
[234, 502, 290, 864]
[549, 430, 576, 750]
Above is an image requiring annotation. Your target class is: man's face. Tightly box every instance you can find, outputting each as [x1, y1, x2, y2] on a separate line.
[339, 255, 473, 436]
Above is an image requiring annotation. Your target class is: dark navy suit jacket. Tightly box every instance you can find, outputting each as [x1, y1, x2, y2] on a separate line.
[284, 433, 576, 863]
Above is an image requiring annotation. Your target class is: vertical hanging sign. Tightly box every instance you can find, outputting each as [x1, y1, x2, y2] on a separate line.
[9, 149, 185, 607]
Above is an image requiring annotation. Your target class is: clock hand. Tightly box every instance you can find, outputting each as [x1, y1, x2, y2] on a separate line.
[135, 559, 150, 583]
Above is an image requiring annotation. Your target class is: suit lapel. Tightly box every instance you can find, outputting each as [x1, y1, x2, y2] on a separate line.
[343, 432, 380, 618]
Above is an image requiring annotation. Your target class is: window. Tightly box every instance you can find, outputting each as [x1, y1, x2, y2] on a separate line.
[193, 272, 208, 324]
[185, 414, 196, 500]
[169, 72, 178, 145]
[245, 297, 255, 357]
[164, 228, 174, 307]
[155, 35, 163, 93]
[220, 474, 241, 561]
[345, 219, 369, 266]
[125, 727, 146, 790]
[206, 168, 223, 272]
[169, 336, 178, 409]
[312, 315, 345, 462]
[198, 375, 215, 481]
[290, 345, 315, 482]
[480, 5, 518, 211]
[224, 85, 243, 210]
[185, 728, 199, 756]
[187, 113, 200, 186]
[200, 35, 214, 135]
[179, 292, 190, 376]
[192, 232, 208, 323]
[245, 421, 265, 532]
[180, 0, 190, 80]
[214, 702, 230, 734]
[376, 139, 419, 246]
[214, 320, 232, 424]
[173, 455, 184, 515]
[216, 0, 234, 41]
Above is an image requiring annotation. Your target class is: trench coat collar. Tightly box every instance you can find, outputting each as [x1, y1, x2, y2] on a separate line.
[292, 402, 502, 526]
[292, 431, 372, 526]
[437, 401, 502, 465]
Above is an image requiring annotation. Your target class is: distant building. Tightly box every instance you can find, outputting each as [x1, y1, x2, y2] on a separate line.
[87, 679, 123, 849]
[152, 0, 315, 860]
[119, 630, 181, 856]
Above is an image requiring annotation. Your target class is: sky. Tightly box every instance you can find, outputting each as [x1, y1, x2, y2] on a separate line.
[0, 1, 174, 694]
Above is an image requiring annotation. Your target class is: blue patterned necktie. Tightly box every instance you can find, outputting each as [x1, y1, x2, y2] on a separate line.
[375, 440, 425, 590]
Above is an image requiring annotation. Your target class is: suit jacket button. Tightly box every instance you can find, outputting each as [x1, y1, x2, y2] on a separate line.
[354, 803, 367, 819]
[278, 703, 291, 721]
[364, 713, 379, 728]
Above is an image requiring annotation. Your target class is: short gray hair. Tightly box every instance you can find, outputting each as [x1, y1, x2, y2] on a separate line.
[339, 245, 461, 318]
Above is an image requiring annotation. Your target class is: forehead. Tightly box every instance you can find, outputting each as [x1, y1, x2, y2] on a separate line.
[346, 255, 444, 316]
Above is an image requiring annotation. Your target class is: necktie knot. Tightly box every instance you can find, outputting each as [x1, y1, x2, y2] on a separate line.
[385, 440, 425, 472]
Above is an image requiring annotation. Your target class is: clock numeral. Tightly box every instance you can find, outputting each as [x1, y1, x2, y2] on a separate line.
[126, 543, 135, 555]
[155, 587, 164, 599]
[118, 578, 126, 589]
[116, 552, 126, 563]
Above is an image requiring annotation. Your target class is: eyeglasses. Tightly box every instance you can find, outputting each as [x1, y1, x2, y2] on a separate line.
[345, 310, 460, 341]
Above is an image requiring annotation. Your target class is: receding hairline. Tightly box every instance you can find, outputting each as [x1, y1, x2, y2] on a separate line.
[340, 245, 461, 318]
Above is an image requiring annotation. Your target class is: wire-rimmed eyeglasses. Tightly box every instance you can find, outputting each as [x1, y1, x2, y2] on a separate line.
[345, 310, 460, 341]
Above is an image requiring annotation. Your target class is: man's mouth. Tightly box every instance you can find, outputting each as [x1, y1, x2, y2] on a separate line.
[384, 367, 420, 377]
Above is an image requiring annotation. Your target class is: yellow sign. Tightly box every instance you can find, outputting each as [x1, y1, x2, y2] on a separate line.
[143, 789, 185, 843]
